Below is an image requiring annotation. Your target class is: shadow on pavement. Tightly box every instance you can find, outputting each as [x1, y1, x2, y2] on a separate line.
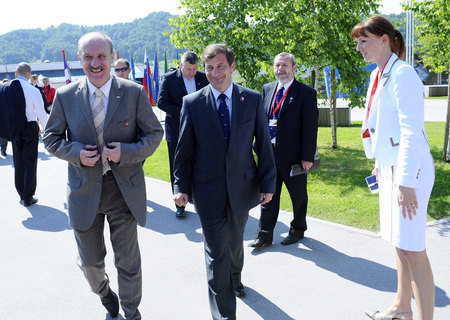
[145, 199, 203, 243]
[240, 286, 295, 320]
[23, 204, 71, 232]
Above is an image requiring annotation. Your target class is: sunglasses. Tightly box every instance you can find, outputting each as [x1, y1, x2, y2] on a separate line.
[114, 67, 129, 72]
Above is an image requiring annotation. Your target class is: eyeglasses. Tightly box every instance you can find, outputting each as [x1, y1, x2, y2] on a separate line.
[114, 67, 129, 72]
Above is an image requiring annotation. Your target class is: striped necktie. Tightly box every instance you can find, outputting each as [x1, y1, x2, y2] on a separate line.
[92, 89, 110, 175]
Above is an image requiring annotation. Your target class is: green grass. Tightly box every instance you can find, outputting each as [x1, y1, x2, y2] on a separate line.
[143, 122, 450, 232]
[425, 96, 448, 100]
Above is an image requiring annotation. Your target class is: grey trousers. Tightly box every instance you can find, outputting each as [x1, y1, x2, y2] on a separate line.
[74, 173, 142, 320]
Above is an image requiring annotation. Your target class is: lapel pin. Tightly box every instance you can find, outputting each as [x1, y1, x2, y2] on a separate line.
[116, 96, 120, 99]
[124, 122, 129, 127]
[240, 97, 244, 101]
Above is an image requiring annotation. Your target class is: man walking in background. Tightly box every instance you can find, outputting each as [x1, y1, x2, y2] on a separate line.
[249, 52, 318, 248]
[9, 63, 48, 206]
[158, 51, 208, 217]
[114, 58, 132, 80]
[42, 76, 56, 112]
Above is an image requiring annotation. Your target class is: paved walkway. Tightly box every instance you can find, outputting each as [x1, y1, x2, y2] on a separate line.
[0, 99, 449, 319]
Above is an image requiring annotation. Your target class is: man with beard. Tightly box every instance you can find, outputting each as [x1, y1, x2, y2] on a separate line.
[248, 52, 318, 248]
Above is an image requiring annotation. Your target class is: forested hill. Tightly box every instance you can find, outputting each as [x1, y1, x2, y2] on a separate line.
[0, 11, 408, 66]
[0, 11, 177, 65]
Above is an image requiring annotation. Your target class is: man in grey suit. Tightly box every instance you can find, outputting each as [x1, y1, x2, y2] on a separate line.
[173, 44, 276, 320]
[43, 32, 163, 320]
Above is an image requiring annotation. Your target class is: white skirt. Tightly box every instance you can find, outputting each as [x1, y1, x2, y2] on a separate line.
[378, 152, 435, 252]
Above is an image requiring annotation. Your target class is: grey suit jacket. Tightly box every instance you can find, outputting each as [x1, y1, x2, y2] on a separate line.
[173, 83, 276, 218]
[43, 77, 163, 230]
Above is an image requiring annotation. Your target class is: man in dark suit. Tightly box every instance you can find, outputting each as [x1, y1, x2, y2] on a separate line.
[0, 79, 11, 157]
[173, 44, 276, 320]
[158, 51, 209, 217]
[8, 63, 48, 206]
[43, 32, 163, 320]
[249, 52, 318, 248]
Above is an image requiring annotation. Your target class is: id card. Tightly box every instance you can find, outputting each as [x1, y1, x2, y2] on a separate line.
[365, 175, 379, 194]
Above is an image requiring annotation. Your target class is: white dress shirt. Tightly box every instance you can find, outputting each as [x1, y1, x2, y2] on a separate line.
[87, 77, 112, 113]
[16, 76, 48, 129]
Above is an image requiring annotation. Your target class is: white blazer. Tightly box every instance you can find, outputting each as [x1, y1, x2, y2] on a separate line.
[362, 53, 430, 188]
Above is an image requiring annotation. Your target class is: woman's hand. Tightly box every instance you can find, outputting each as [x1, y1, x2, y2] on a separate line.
[372, 167, 379, 182]
[398, 185, 418, 220]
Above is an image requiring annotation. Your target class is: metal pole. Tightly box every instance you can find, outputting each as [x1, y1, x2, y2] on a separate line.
[405, 0, 414, 66]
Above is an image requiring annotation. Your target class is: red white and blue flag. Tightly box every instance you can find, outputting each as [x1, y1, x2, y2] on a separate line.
[129, 49, 136, 81]
[143, 48, 155, 106]
[62, 49, 72, 84]
[153, 51, 159, 100]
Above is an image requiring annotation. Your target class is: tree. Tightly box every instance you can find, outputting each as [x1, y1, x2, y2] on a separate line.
[169, 0, 380, 148]
[405, 0, 450, 161]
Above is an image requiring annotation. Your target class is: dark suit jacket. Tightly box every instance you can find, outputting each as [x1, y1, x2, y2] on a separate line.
[263, 79, 318, 175]
[34, 85, 50, 113]
[173, 83, 276, 218]
[43, 77, 164, 230]
[157, 69, 208, 143]
[0, 80, 27, 140]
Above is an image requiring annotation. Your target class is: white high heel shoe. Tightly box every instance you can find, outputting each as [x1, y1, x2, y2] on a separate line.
[365, 310, 413, 320]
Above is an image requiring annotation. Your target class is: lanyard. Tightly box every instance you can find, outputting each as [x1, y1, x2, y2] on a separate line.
[363, 62, 388, 139]
[272, 84, 291, 118]
[366, 62, 388, 121]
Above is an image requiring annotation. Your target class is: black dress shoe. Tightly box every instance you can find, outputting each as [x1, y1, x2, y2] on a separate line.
[23, 197, 38, 207]
[248, 237, 272, 248]
[1, 151, 6, 157]
[176, 207, 186, 218]
[235, 283, 246, 298]
[281, 229, 304, 246]
[101, 288, 119, 318]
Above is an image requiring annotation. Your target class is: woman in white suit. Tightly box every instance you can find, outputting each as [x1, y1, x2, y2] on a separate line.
[352, 16, 435, 320]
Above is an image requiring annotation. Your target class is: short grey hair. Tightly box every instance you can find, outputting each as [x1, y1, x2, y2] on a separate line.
[181, 51, 200, 65]
[274, 52, 296, 66]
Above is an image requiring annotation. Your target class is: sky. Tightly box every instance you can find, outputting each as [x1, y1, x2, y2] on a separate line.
[2, 0, 404, 36]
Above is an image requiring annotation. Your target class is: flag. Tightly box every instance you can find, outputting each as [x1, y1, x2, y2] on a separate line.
[143, 48, 155, 106]
[164, 49, 168, 73]
[62, 49, 72, 84]
[129, 49, 136, 81]
[176, 48, 180, 69]
[117, 47, 120, 60]
[153, 51, 159, 100]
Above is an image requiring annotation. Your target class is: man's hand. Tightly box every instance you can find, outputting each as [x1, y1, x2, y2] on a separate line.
[260, 193, 273, 205]
[80, 145, 100, 166]
[302, 160, 314, 171]
[103, 142, 121, 163]
[174, 193, 189, 207]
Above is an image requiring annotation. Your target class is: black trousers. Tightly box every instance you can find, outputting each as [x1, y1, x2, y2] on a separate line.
[258, 166, 308, 238]
[167, 139, 184, 209]
[0, 136, 7, 153]
[12, 121, 39, 202]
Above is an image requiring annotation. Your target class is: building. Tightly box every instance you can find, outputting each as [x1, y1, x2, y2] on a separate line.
[0, 61, 159, 88]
